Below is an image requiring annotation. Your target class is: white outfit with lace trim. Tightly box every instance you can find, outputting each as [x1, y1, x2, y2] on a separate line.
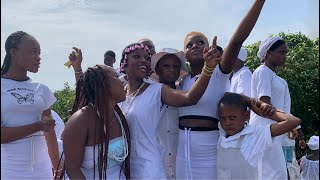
[301, 156, 319, 180]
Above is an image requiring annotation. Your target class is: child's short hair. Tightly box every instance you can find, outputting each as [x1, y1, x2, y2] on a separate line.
[218, 93, 248, 112]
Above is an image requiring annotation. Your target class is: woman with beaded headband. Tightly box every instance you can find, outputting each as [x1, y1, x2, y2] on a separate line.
[1, 31, 60, 179]
[62, 64, 131, 179]
[176, 0, 266, 179]
[118, 38, 220, 179]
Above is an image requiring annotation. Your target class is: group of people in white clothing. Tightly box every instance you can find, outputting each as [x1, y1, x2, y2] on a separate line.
[1, 0, 318, 180]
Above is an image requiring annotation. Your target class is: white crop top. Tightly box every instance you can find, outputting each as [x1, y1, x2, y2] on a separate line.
[178, 65, 230, 121]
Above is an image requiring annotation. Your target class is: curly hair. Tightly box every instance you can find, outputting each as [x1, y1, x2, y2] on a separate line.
[72, 65, 131, 179]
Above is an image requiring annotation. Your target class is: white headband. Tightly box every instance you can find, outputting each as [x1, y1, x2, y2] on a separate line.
[257, 36, 283, 59]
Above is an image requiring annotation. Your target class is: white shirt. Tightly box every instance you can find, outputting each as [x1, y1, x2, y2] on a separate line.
[249, 64, 289, 179]
[51, 110, 65, 140]
[301, 156, 319, 180]
[218, 124, 273, 180]
[179, 65, 230, 119]
[118, 83, 166, 179]
[1, 78, 56, 179]
[229, 66, 252, 97]
[158, 102, 179, 179]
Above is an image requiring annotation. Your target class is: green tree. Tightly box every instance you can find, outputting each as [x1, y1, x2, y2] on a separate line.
[52, 83, 76, 122]
[245, 32, 319, 158]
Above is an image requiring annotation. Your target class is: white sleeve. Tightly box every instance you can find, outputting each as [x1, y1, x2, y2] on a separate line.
[283, 82, 291, 114]
[238, 71, 252, 97]
[42, 84, 57, 110]
[253, 68, 272, 99]
[241, 125, 273, 167]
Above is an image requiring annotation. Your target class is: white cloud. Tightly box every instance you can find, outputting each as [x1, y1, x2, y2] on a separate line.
[1, 0, 318, 91]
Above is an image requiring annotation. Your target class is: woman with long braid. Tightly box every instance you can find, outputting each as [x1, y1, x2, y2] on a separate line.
[1, 31, 60, 179]
[62, 65, 131, 179]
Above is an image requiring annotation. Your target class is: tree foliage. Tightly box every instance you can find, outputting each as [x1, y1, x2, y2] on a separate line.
[52, 83, 75, 122]
[245, 32, 319, 158]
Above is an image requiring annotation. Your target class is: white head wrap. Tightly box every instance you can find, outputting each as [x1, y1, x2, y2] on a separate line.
[307, 136, 319, 150]
[237, 47, 248, 62]
[257, 36, 283, 59]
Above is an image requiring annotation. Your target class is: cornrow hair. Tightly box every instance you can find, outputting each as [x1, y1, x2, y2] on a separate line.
[183, 31, 209, 49]
[71, 65, 130, 179]
[1, 31, 29, 75]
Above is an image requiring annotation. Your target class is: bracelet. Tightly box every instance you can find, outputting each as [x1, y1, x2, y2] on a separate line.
[204, 66, 214, 73]
[54, 168, 63, 173]
[74, 71, 83, 74]
[202, 68, 212, 77]
[204, 63, 215, 71]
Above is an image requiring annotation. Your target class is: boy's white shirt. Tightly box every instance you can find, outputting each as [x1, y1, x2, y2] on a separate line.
[218, 123, 273, 167]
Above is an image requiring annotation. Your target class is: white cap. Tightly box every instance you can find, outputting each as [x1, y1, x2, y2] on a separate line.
[237, 47, 247, 62]
[307, 136, 319, 150]
[257, 36, 283, 59]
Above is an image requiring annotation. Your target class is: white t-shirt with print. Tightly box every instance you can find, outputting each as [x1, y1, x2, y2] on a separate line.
[229, 66, 252, 97]
[1, 78, 57, 179]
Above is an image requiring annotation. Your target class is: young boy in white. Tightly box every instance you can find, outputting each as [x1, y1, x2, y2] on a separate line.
[300, 136, 319, 180]
[229, 47, 252, 97]
[217, 93, 301, 180]
[151, 48, 187, 179]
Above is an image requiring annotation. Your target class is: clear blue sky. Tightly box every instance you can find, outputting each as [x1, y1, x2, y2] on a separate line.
[1, 0, 319, 91]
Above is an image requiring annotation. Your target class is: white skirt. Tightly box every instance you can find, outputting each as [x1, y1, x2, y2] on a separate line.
[176, 129, 219, 179]
[1, 136, 53, 179]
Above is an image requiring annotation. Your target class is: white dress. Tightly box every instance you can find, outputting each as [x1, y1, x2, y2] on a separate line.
[1, 78, 56, 179]
[250, 64, 289, 179]
[119, 83, 167, 179]
[78, 137, 127, 180]
[301, 156, 319, 180]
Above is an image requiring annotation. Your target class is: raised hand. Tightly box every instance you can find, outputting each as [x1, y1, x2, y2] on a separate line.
[203, 36, 221, 69]
[69, 47, 83, 70]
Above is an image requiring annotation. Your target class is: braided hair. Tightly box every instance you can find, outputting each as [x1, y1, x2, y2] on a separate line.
[71, 65, 131, 179]
[119, 43, 151, 74]
[1, 31, 29, 75]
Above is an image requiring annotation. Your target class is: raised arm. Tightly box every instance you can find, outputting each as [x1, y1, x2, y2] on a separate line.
[162, 37, 220, 107]
[69, 47, 83, 82]
[221, 0, 266, 72]
[247, 98, 301, 137]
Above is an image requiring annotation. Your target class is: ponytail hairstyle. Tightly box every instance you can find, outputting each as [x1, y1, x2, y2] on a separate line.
[1, 31, 29, 75]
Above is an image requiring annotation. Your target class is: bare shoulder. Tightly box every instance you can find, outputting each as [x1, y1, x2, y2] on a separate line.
[63, 106, 95, 138]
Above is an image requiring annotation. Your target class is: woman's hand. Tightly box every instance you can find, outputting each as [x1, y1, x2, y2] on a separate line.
[41, 115, 56, 132]
[69, 47, 83, 71]
[203, 36, 221, 69]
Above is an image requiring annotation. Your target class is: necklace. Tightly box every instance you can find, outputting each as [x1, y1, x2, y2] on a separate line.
[123, 82, 146, 117]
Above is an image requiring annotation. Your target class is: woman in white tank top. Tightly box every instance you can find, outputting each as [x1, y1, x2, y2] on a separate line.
[62, 65, 131, 179]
